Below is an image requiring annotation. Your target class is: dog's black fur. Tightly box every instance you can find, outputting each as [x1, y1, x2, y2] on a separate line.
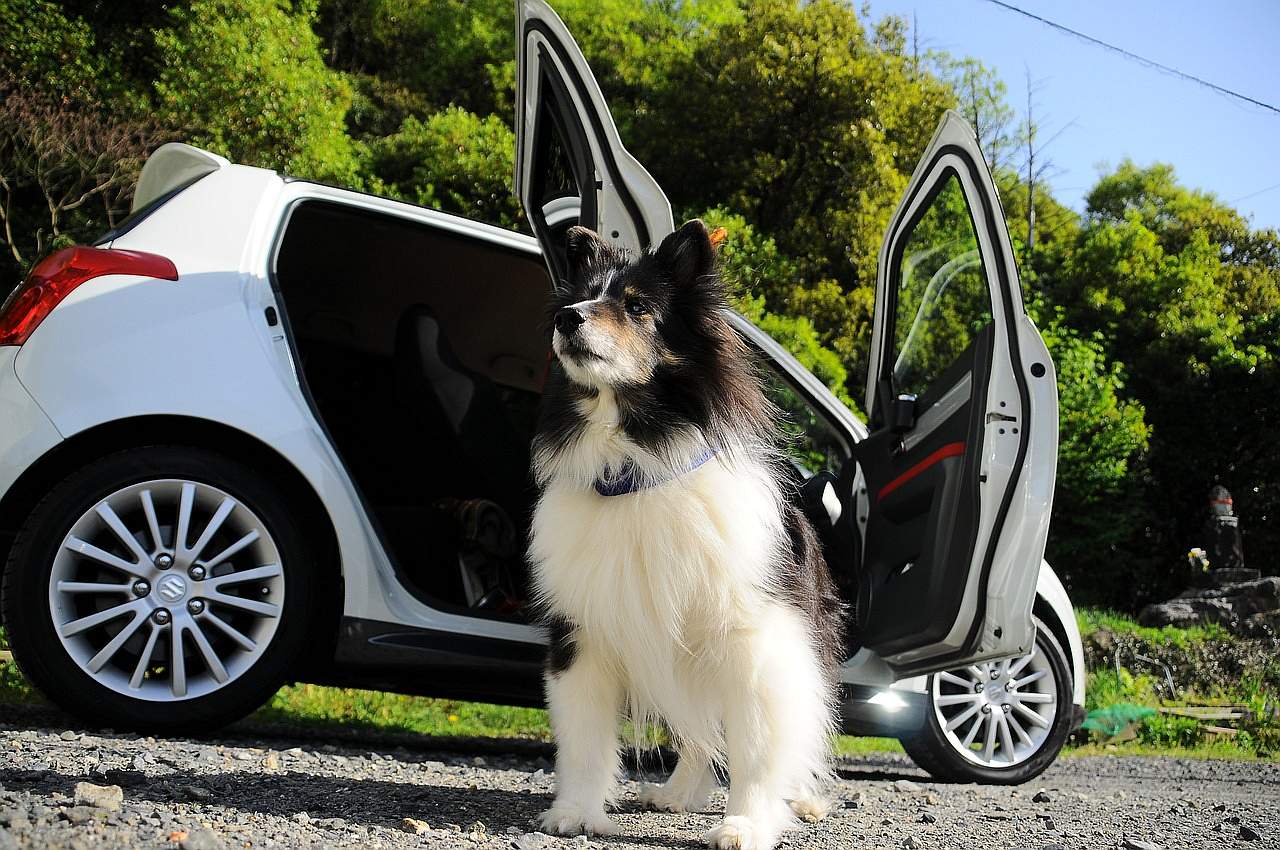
[533, 219, 845, 679]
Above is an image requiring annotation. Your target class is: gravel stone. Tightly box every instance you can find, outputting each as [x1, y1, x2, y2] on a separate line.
[1, 706, 1277, 849]
[1032, 790, 1053, 803]
[180, 827, 227, 850]
[401, 817, 431, 834]
[72, 781, 122, 811]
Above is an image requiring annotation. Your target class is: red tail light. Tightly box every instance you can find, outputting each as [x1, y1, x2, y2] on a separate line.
[0, 246, 178, 346]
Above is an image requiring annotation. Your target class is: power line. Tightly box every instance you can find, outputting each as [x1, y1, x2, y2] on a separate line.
[1233, 181, 1280, 204]
[979, 0, 1280, 117]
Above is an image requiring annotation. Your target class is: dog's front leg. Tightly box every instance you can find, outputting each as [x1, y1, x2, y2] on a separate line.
[541, 647, 623, 837]
[704, 687, 793, 850]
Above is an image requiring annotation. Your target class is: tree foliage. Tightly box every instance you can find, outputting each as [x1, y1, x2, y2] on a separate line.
[153, 0, 357, 182]
[1, 0, 1277, 609]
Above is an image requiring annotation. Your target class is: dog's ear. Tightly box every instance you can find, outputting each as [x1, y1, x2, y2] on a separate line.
[655, 219, 715, 286]
[565, 225, 608, 276]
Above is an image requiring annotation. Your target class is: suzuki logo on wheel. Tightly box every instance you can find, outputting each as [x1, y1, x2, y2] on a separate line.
[157, 575, 187, 602]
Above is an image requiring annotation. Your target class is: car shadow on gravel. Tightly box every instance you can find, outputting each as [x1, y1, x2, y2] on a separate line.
[0, 766, 705, 849]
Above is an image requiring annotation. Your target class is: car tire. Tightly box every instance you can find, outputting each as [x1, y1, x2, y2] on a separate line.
[898, 616, 1074, 784]
[2, 446, 318, 732]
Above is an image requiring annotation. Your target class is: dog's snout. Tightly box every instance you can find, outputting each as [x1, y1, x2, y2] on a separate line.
[555, 307, 585, 335]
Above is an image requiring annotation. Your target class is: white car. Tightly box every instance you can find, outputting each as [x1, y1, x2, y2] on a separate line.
[0, 0, 1083, 784]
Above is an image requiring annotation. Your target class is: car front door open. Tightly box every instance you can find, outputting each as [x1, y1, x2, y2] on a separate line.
[853, 111, 1059, 676]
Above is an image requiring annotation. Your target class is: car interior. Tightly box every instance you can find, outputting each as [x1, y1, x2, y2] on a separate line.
[273, 200, 550, 620]
[271, 199, 864, 624]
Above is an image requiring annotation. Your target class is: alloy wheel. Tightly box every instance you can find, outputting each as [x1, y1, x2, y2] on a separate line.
[929, 647, 1059, 768]
[47, 479, 284, 701]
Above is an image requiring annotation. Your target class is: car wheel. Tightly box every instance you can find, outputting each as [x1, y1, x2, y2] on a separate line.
[2, 446, 317, 732]
[898, 616, 1074, 784]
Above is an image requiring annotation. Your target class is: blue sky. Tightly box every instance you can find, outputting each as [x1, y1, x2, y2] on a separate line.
[868, 0, 1280, 230]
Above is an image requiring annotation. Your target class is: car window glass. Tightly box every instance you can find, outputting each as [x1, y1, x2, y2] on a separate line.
[533, 97, 580, 209]
[891, 173, 992, 398]
[759, 365, 846, 476]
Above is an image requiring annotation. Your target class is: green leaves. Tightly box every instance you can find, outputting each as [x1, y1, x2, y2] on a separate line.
[153, 0, 358, 182]
[366, 107, 522, 229]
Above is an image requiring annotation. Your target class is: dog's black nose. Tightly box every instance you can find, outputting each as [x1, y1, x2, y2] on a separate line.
[555, 307, 585, 334]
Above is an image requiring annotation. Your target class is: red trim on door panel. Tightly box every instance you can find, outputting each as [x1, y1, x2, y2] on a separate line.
[877, 441, 966, 501]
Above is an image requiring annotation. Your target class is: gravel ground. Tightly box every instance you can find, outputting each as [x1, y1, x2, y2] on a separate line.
[0, 705, 1275, 850]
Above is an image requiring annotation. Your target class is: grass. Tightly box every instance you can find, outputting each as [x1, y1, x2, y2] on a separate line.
[3, 614, 1276, 762]
[1076, 607, 1233, 646]
[1075, 608, 1279, 760]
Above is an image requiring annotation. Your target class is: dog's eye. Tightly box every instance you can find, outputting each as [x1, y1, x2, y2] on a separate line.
[625, 300, 648, 317]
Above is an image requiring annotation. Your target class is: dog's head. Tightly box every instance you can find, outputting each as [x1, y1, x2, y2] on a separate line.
[549, 219, 726, 392]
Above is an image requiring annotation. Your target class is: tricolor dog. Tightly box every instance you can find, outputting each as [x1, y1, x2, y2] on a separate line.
[528, 220, 845, 850]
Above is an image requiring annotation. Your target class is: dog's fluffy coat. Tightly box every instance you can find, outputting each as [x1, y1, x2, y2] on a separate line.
[528, 221, 844, 850]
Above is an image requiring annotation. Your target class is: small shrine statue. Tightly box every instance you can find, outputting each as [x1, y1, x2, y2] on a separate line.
[1205, 485, 1245, 571]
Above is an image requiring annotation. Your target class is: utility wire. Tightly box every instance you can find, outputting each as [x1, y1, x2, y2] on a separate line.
[979, 0, 1280, 117]
[1232, 181, 1280, 204]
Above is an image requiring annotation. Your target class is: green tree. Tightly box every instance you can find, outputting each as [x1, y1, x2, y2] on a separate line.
[1038, 318, 1153, 606]
[1040, 161, 1280, 600]
[366, 106, 522, 228]
[154, 0, 358, 181]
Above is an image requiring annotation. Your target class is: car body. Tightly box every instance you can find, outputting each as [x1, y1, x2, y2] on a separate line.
[0, 0, 1082, 783]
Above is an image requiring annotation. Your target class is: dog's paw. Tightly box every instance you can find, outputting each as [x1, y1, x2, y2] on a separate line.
[539, 803, 619, 837]
[704, 816, 769, 850]
[638, 781, 709, 813]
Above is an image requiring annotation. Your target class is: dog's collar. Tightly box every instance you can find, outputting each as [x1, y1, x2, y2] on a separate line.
[593, 449, 717, 497]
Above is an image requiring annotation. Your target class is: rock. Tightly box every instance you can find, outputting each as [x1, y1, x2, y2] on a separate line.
[400, 817, 431, 835]
[180, 828, 226, 850]
[511, 833, 554, 850]
[262, 752, 280, 771]
[892, 779, 922, 793]
[0, 829, 17, 850]
[59, 806, 99, 825]
[983, 811, 1013, 820]
[58, 731, 79, 742]
[1121, 839, 1163, 850]
[1240, 611, 1280, 638]
[72, 782, 122, 812]
[472, 756, 487, 767]
[1239, 825, 1261, 841]
[1138, 576, 1280, 632]
[1043, 818, 1057, 830]
[572, 837, 589, 847]
[184, 787, 212, 802]
[1209, 568, 1261, 586]
[1033, 790, 1052, 803]
[903, 837, 921, 850]
[919, 812, 936, 824]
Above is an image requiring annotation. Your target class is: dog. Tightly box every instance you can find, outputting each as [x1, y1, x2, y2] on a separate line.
[527, 219, 845, 850]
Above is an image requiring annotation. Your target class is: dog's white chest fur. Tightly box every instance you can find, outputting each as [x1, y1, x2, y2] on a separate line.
[529, 389, 825, 762]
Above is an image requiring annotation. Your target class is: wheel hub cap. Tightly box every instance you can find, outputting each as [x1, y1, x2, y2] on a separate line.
[156, 574, 188, 603]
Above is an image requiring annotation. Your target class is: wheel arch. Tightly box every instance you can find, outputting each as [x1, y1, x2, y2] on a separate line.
[1033, 561, 1086, 707]
[0, 414, 343, 666]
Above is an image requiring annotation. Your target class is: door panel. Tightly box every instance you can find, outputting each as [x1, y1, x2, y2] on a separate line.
[855, 112, 1058, 675]
[515, 0, 673, 273]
